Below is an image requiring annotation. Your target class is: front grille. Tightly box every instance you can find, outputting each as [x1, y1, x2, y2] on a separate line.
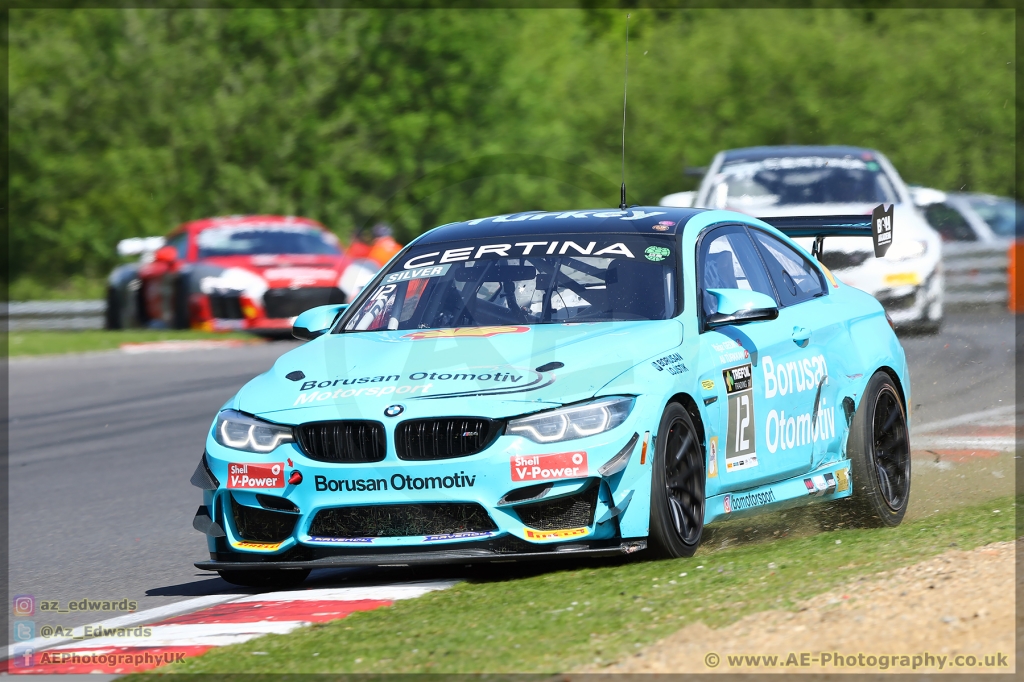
[308, 503, 498, 538]
[231, 494, 298, 542]
[395, 418, 502, 460]
[820, 249, 870, 271]
[514, 482, 599, 531]
[295, 421, 386, 463]
[209, 292, 244, 319]
[264, 287, 345, 319]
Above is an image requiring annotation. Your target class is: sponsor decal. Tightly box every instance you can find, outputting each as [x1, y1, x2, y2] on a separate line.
[645, 246, 671, 262]
[402, 239, 641, 270]
[724, 488, 777, 512]
[763, 354, 827, 398]
[511, 452, 587, 482]
[314, 472, 477, 493]
[701, 379, 715, 390]
[464, 210, 665, 226]
[384, 264, 451, 284]
[724, 364, 757, 472]
[423, 532, 495, 542]
[872, 203, 894, 258]
[227, 463, 284, 489]
[653, 220, 675, 231]
[884, 272, 921, 287]
[403, 326, 530, 340]
[723, 495, 732, 513]
[309, 536, 374, 544]
[836, 467, 850, 492]
[651, 352, 688, 375]
[294, 366, 555, 405]
[524, 527, 589, 541]
[766, 399, 835, 455]
[803, 473, 837, 496]
[232, 540, 283, 551]
[720, 350, 748, 364]
[707, 436, 719, 478]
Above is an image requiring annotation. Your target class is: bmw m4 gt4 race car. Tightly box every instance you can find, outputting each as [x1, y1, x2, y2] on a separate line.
[191, 205, 911, 587]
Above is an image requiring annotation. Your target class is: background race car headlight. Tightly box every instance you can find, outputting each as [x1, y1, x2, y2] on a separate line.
[885, 239, 928, 261]
[214, 409, 294, 453]
[507, 397, 634, 443]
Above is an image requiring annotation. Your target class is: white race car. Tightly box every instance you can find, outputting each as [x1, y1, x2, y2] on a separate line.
[664, 146, 944, 333]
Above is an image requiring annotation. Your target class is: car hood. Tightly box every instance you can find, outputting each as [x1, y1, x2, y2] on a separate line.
[200, 255, 349, 289]
[239, 320, 683, 422]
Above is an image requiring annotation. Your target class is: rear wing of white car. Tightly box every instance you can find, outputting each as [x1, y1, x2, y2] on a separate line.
[757, 203, 893, 259]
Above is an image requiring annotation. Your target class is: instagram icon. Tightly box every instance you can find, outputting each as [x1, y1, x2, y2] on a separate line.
[12, 595, 35, 616]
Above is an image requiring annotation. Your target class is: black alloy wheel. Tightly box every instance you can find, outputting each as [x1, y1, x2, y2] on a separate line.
[844, 371, 911, 527]
[649, 403, 706, 558]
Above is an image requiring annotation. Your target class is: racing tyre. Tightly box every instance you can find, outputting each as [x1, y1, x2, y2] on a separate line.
[844, 372, 911, 527]
[104, 287, 123, 330]
[648, 403, 705, 558]
[171, 276, 191, 329]
[217, 569, 311, 588]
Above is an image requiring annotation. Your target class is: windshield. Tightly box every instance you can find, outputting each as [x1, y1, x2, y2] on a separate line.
[341, 235, 678, 332]
[706, 155, 899, 209]
[197, 225, 341, 258]
[965, 197, 1021, 237]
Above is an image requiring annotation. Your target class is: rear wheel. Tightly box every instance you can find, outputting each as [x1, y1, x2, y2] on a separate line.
[844, 372, 911, 527]
[217, 569, 310, 589]
[648, 403, 705, 558]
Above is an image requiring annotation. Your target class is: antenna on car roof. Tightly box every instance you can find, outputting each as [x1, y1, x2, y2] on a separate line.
[619, 13, 630, 211]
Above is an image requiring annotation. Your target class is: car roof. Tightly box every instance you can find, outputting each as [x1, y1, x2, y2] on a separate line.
[721, 145, 880, 162]
[414, 207, 707, 245]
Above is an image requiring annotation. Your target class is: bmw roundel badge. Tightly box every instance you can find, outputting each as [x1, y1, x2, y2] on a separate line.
[384, 404, 405, 418]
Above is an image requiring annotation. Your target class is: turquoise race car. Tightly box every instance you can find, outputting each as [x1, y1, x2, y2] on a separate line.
[191, 204, 910, 587]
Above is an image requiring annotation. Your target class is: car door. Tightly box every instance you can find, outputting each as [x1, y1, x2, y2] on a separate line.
[748, 227, 845, 472]
[697, 224, 811, 491]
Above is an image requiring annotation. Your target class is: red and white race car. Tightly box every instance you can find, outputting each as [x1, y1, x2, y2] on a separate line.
[106, 215, 401, 336]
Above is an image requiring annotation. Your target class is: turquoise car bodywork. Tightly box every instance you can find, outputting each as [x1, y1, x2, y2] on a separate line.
[193, 206, 909, 570]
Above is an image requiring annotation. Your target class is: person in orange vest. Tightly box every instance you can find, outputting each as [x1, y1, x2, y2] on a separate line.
[346, 223, 402, 266]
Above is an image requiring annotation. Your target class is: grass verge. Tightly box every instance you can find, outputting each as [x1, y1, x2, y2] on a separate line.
[153, 495, 1017, 675]
[8, 330, 254, 357]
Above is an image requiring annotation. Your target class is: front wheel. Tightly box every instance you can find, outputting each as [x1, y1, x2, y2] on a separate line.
[217, 569, 310, 588]
[844, 371, 911, 527]
[648, 403, 706, 558]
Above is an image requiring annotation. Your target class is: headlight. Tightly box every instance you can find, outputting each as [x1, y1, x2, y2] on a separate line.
[885, 239, 927, 261]
[507, 397, 634, 444]
[214, 409, 294, 453]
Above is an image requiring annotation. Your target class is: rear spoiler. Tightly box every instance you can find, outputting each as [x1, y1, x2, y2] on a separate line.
[756, 204, 893, 259]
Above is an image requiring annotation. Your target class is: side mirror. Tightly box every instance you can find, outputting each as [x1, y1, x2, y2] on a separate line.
[706, 288, 779, 328]
[154, 245, 178, 264]
[293, 304, 348, 341]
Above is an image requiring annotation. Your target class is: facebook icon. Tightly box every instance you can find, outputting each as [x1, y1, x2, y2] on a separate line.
[12, 645, 35, 668]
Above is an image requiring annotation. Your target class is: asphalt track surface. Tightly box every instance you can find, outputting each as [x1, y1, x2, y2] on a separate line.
[7, 309, 1016, 631]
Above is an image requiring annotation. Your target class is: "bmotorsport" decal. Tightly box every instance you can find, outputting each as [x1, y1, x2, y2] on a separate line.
[723, 488, 776, 513]
[315, 472, 477, 492]
[724, 364, 757, 472]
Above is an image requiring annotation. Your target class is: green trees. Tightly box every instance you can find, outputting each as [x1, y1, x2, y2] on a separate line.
[9, 8, 1014, 288]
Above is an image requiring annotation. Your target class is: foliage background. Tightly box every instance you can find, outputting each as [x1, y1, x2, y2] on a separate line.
[8, 8, 1015, 291]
